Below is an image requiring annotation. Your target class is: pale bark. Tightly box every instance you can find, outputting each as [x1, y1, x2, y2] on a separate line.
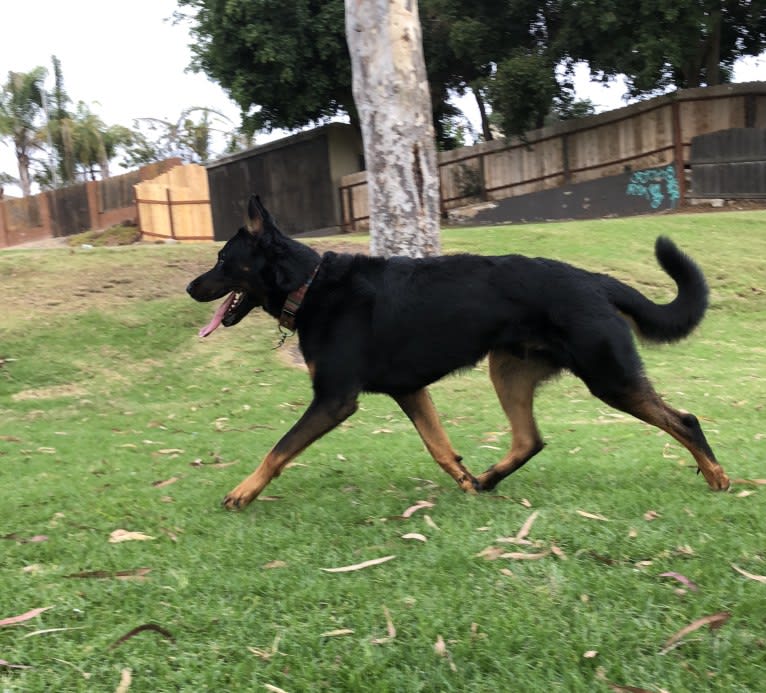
[345, 0, 441, 258]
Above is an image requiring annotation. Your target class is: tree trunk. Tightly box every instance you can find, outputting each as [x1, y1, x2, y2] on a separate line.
[345, 0, 441, 258]
[474, 86, 493, 142]
[16, 149, 32, 196]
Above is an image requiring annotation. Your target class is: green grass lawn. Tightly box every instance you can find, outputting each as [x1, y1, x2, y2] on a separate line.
[1, 211, 764, 692]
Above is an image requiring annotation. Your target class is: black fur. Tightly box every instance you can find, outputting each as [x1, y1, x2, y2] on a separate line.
[187, 194, 730, 508]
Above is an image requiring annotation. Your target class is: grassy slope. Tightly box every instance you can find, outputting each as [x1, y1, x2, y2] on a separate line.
[1, 212, 764, 692]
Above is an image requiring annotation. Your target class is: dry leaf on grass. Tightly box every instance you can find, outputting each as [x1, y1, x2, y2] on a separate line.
[736, 490, 755, 498]
[108, 623, 175, 650]
[583, 650, 598, 659]
[320, 628, 354, 637]
[423, 514, 440, 530]
[515, 510, 540, 541]
[661, 611, 730, 652]
[321, 555, 395, 573]
[475, 546, 507, 561]
[248, 634, 283, 661]
[108, 530, 155, 543]
[371, 606, 397, 645]
[23, 626, 85, 638]
[0, 606, 52, 627]
[402, 533, 427, 542]
[263, 684, 290, 693]
[659, 572, 698, 591]
[115, 667, 132, 693]
[643, 510, 660, 521]
[434, 635, 458, 672]
[577, 510, 609, 521]
[64, 568, 151, 581]
[0, 658, 31, 670]
[500, 550, 550, 561]
[263, 561, 287, 570]
[401, 501, 434, 518]
[731, 564, 766, 583]
[1, 533, 48, 544]
[152, 476, 179, 488]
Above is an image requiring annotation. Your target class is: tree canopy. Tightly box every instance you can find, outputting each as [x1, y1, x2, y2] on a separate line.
[177, 0, 766, 147]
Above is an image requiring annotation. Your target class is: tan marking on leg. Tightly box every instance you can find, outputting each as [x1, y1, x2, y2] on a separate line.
[394, 388, 477, 492]
[223, 396, 358, 509]
[476, 351, 554, 490]
[619, 387, 730, 491]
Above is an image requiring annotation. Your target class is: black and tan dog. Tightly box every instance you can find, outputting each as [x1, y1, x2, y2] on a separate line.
[187, 195, 730, 509]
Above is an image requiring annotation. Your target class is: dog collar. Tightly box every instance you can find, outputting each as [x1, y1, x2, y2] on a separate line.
[279, 263, 320, 332]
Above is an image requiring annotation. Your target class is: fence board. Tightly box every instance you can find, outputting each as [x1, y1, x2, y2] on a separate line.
[690, 128, 766, 198]
[135, 164, 214, 242]
[47, 185, 90, 237]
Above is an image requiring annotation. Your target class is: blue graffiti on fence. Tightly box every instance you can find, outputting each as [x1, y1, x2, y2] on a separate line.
[625, 164, 680, 209]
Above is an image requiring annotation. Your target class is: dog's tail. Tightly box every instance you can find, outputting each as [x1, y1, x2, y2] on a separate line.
[602, 236, 709, 343]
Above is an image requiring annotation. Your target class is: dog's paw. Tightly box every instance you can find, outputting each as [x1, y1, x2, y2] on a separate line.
[222, 487, 256, 510]
[457, 474, 480, 494]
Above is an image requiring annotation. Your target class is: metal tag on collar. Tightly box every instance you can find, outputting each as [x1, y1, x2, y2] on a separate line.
[274, 325, 294, 349]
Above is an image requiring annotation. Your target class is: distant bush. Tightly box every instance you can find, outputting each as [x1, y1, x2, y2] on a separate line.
[66, 221, 141, 247]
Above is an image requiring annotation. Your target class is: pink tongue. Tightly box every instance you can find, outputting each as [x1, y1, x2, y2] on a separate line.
[199, 292, 236, 338]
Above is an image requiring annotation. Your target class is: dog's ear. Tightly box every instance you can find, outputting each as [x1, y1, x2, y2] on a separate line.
[245, 194, 265, 235]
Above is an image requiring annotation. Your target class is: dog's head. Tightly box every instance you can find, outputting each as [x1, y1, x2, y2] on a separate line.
[187, 195, 287, 337]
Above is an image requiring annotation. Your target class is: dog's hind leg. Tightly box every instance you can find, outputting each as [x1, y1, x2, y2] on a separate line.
[593, 377, 730, 491]
[222, 394, 359, 509]
[394, 388, 479, 492]
[476, 350, 556, 491]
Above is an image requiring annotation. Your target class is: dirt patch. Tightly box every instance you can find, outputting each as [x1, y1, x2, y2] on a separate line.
[12, 383, 89, 401]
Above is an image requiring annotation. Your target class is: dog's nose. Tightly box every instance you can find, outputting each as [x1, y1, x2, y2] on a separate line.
[186, 281, 196, 296]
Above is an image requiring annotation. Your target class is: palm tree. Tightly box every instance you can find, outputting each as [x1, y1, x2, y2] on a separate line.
[135, 107, 232, 163]
[0, 67, 47, 196]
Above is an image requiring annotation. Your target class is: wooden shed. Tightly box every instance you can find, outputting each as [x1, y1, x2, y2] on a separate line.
[206, 123, 364, 239]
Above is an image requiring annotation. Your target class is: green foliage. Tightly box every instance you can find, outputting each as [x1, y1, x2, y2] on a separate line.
[1, 212, 765, 690]
[559, 0, 766, 95]
[0, 66, 47, 195]
[490, 52, 559, 135]
[129, 107, 234, 165]
[177, 0, 766, 147]
[176, 0, 352, 134]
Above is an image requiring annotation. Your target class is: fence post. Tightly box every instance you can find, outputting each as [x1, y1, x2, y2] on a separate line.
[478, 152, 488, 201]
[38, 193, 53, 238]
[671, 100, 686, 203]
[346, 185, 355, 232]
[562, 133, 571, 184]
[0, 200, 8, 248]
[85, 181, 100, 230]
[166, 187, 177, 239]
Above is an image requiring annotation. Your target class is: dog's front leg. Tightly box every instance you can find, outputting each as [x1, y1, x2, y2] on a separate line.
[394, 388, 479, 493]
[223, 395, 359, 510]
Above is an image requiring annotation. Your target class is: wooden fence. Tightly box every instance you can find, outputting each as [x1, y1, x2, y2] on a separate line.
[340, 81, 766, 229]
[0, 159, 180, 248]
[135, 164, 214, 242]
[690, 127, 766, 198]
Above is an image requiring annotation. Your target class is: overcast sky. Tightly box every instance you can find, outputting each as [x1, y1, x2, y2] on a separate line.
[1, 1, 764, 196]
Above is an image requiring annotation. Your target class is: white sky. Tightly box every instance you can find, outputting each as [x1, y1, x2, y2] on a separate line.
[1, 1, 764, 196]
